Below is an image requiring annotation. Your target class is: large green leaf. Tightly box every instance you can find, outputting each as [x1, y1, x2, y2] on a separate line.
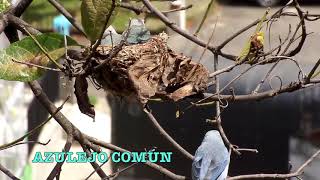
[81, 0, 120, 42]
[0, 33, 79, 82]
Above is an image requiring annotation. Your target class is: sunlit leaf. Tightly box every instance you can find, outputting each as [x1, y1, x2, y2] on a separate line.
[81, 0, 120, 42]
[0, 33, 79, 82]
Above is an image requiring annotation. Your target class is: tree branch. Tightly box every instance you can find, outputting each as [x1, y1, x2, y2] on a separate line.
[228, 149, 320, 179]
[28, 81, 187, 179]
[143, 108, 194, 160]
[47, 135, 73, 180]
[0, 163, 20, 180]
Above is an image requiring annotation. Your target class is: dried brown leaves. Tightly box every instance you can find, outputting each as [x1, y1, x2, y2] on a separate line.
[93, 33, 209, 104]
[74, 74, 96, 119]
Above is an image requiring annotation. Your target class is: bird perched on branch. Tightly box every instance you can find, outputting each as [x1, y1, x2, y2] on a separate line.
[192, 130, 230, 180]
[237, 9, 269, 64]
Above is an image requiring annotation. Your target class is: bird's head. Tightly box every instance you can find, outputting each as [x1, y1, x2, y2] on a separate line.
[203, 130, 224, 144]
[256, 31, 264, 45]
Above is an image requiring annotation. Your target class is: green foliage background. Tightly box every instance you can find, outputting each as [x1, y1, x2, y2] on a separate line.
[23, 0, 136, 32]
[23, 0, 215, 33]
[23, 0, 81, 30]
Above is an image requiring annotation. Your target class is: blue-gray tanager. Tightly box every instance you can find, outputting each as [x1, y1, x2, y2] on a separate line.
[124, 19, 150, 45]
[192, 130, 230, 180]
[101, 19, 151, 46]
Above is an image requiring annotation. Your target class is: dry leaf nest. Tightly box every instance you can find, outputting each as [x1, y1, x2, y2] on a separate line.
[92, 33, 209, 104]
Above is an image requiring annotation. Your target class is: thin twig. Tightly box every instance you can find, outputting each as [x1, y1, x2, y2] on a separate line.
[82, 145, 108, 179]
[143, 108, 194, 160]
[4, 139, 51, 149]
[47, 135, 73, 180]
[228, 149, 320, 179]
[0, 163, 20, 180]
[23, 27, 64, 70]
[213, 53, 240, 155]
[162, 4, 193, 14]
[85, 154, 111, 180]
[194, 0, 215, 36]
[106, 162, 139, 179]
[12, 59, 61, 72]
[185, 15, 219, 83]
[306, 58, 320, 82]
[88, 137, 187, 180]
[209, 63, 239, 78]
[142, 0, 215, 52]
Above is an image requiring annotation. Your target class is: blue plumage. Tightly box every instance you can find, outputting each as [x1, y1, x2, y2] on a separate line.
[192, 130, 230, 180]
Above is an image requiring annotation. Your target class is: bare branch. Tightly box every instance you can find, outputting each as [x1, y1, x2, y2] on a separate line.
[143, 107, 194, 160]
[82, 145, 108, 179]
[47, 135, 73, 180]
[213, 54, 240, 155]
[88, 137, 188, 180]
[228, 149, 320, 179]
[0, 163, 20, 180]
[194, 0, 215, 36]
[28, 81, 186, 179]
[142, 0, 215, 52]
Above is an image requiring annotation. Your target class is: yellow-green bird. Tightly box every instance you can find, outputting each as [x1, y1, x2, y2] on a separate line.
[237, 9, 269, 64]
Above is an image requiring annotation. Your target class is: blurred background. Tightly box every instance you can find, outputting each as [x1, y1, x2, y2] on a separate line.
[1, 0, 320, 179]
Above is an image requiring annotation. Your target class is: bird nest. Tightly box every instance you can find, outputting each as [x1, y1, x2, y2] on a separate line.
[91, 33, 209, 104]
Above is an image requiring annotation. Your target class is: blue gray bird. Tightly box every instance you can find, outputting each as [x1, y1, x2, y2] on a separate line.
[192, 130, 230, 180]
[101, 19, 151, 46]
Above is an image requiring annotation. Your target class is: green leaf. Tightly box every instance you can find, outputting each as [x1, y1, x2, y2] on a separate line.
[0, 33, 79, 82]
[0, 0, 10, 13]
[81, 0, 120, 42]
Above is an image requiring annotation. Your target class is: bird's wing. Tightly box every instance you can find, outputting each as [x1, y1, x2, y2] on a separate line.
[216, 159, 229, 180]
[206, 158, 228, 180]
[193, 154, 228, 180]
[191, 155, 202, 179]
